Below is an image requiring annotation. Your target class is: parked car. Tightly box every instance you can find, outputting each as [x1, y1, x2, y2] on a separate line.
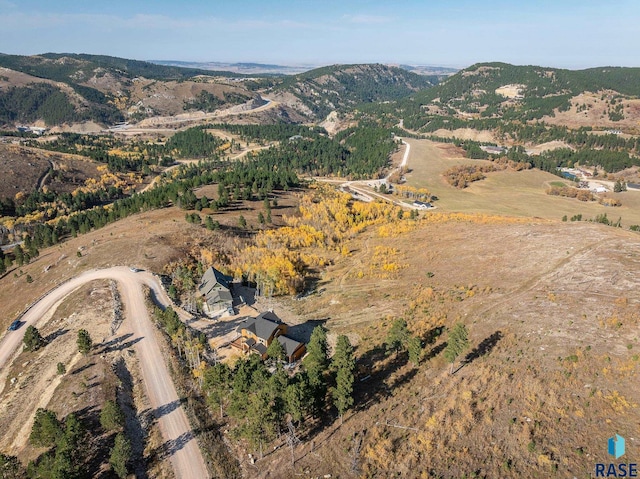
[129, 267, 141, 273]
[7, 320, 21, 331]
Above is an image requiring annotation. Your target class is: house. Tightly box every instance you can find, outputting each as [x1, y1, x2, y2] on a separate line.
[233, 311, 306, 363]
[198, 267, 233, 318]
[412, 200, 432, 210]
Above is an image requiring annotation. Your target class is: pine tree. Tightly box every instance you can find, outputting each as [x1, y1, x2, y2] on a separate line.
[304, 326, 329, 412]
[77, 329, 92, 355]
[14, 245, 24, 266]
[23, 325, 44, 352]
[386, 319, 410, 353]
[266, 337, 286, 362]
[408, 336, 423, 366]
[444, 323, 470, 374]
[109, 432, 131, 479]
[203, 362, 232, 418]
[331, 335, 356, 423]
[100, 400, 125, 431]
[29, 408, 63, 447]
[0, 453, 25, 478]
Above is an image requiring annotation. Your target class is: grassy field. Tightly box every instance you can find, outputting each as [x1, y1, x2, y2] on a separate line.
[403, 139, 640, 227]
[257, 212, 640, 478]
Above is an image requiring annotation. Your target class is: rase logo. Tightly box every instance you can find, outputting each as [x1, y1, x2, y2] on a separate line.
[595, 434, 637, 478]
[610, 435, 626, 460]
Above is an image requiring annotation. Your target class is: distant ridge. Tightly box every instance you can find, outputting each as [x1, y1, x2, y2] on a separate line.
[149, 60, 316, 75]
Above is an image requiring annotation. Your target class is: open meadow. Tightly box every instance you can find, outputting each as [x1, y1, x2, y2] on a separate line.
[403, 138, 640, 227]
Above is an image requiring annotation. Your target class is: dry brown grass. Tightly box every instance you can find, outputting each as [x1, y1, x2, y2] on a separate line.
[3, 171, 640, 477]
[250, 214, 640, 478]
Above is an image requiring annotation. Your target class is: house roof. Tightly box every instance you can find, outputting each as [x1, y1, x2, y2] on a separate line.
[237, 312, 283, 341]
[204, 288, 233, 307]
[276, 335, 305, 358]
[198, 267, 232, 298]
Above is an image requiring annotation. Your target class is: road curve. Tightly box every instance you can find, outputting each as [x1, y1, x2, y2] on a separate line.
[0, 266, 209, 479]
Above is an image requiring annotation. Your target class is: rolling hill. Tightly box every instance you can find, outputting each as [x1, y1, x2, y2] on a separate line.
[0, 53, 265, 128]
[0, 54, 444, 128]
[401, 62, 640, 129]
[271, 63, 439, 119]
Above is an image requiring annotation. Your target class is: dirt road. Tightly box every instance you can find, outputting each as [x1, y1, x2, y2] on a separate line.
[0, 267, 209, 479]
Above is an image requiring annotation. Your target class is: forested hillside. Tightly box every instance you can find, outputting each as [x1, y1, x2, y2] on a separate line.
[0, 53, 244, 82]
[273, 63, 439, 119]
[399, 63, 640, 127]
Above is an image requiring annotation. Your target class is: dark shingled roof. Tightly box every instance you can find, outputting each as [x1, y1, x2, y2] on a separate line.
[276, 335, 304, 358]
[198, 267, 232, 298]
[237, 313, 283, 341]
[254, 343, 267, 356]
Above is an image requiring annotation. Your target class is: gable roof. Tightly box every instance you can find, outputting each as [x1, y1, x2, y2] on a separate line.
[204, 288, 233, 306]
[276, 335, 304, 358]
[237, 312, 283, 341]
[198, 267, 232, 298]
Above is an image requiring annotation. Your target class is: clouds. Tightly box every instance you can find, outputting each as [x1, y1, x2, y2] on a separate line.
[0, 1, 638, 67]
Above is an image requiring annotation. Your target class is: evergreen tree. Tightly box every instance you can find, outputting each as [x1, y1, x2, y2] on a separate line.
[23, 325, 44, 352]
[303, 326, 329, 412]
[444, 323, 470, 374]
[100, 400, 125, 432]
[109, 433, 131, 479]
[386, 318, 410, 353]
[76, 329, 92, 355]
[284, 372, 312, 424]
[14, 245, 24, 267]
[408, 336, 423, 366]
[331, 335, 356, 423]
[266, 337, 286, 362]
[203, 362, 232, 417]
[29, 409, 63, 447]
[0, 453, 25, 479]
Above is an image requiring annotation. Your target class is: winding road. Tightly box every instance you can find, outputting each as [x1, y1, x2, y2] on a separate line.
[327, 139, 424, 209]
[0, 267, 209, 479]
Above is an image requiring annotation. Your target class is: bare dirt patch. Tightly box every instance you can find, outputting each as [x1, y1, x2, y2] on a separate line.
[541, 91, 640, 133]
[526, 140, 573, 155]
[0, 144, 100, 199]
[431, 127, 498, 143]
[0, 281, 112, 456]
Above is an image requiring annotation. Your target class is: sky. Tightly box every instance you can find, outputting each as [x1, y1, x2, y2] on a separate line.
[1, 0, 638, 69]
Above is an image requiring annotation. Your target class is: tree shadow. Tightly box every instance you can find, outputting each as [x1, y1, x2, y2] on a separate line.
[72, 404, 99, 428]
[464, 331, 503, 365]
[96, 333, 133, 352]
[287, 319, 329, 344]
[43, 328, 68, 343]
[71, 362, 95, 375]
[151, 398, 186, 420]
[352, 345, 409, 412]
[424, 341, 447, 362]
[147, 288, 166, 311]
[149, 430, 195, 462]
[421, 326, 445, 346]
[100, 336, 143, 353]
[113, 357, 149, 479]
[198, 316, 247, 339]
